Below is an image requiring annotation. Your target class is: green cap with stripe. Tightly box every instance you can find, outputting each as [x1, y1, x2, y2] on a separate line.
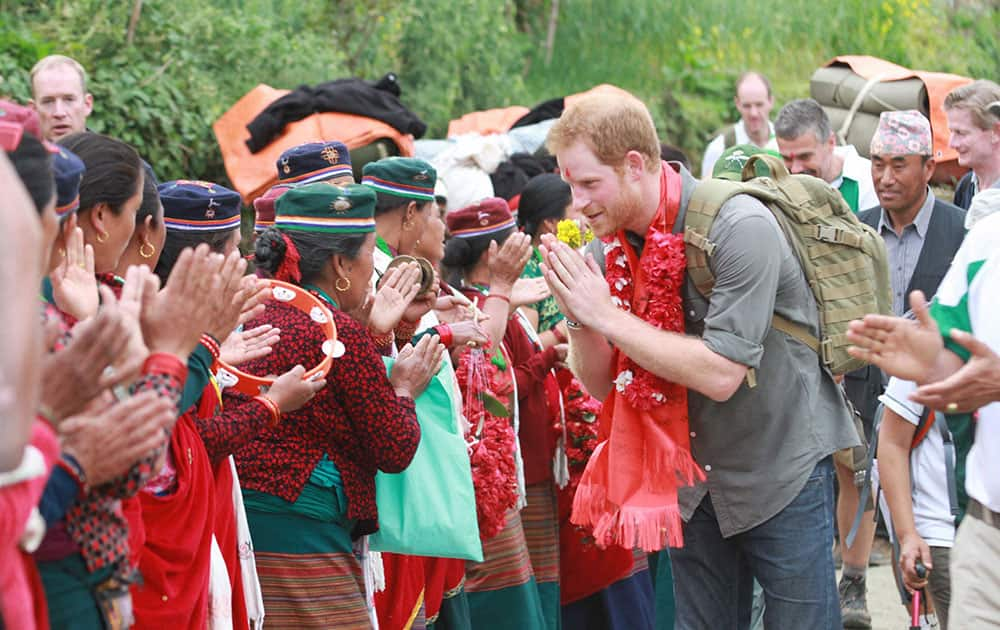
[362, 157, 436, 202]
[275, 182, 376, 234]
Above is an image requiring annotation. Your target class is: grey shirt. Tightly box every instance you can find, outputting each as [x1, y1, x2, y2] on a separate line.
[877, 189, 935, 315]
[590, 167, 858, 537]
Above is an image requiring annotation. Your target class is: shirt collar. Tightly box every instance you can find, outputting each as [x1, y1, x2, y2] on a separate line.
[735, 119, 776, 146]
[877, 187, 935, 237]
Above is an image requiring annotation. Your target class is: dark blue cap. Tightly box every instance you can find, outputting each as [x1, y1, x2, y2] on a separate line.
[277, 141, 353, 184]
[158, 180, 242, 232]
[50, 144, 85, 217]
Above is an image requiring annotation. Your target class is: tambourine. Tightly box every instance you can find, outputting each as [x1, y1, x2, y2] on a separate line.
[215, 279, 342, 396]
[385, 255, 436, 295]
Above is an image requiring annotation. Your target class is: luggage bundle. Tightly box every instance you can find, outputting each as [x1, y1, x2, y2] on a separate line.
[810, 55, 972, 184]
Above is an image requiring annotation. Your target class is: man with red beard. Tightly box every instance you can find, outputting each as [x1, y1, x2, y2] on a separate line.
[540, 90, 857, 629]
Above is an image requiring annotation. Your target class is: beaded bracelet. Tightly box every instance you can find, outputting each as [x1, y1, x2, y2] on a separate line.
[396, 318, 419, 340]
[369, 329, 395, 348]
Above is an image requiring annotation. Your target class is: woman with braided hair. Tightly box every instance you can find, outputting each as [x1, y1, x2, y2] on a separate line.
[238, 182, 443, 628]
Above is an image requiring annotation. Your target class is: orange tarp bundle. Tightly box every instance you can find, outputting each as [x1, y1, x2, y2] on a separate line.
[823, 55, 972, 183]
[213, 84, 415, 204]
[447, 106, 530, 138]
[444, 84, 635, 138]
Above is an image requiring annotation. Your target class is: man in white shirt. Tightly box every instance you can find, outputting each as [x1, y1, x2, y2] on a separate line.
[700, 72, 778, 178]
[847, 212, 1000, 627]
[775, 98, 879, 213]
[877, 377, 957, 628]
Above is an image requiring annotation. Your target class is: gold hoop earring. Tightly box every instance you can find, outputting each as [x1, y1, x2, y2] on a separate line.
[335, 277, 351, 292]
[139, 242, 156, 259]
[95, 231, 108, 244]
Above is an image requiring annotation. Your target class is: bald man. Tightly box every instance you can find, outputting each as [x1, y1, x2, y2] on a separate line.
[701, 72, 778, 178]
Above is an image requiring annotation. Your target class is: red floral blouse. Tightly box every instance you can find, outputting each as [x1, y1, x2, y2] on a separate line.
[231, 300, 420, 536]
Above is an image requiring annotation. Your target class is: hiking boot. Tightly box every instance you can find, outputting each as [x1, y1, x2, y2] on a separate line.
[868, 536, 892, 567]
[839, 573, 872, 629]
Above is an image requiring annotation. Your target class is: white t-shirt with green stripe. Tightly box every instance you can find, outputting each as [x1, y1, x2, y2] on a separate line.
[929, 212, 1000, 512]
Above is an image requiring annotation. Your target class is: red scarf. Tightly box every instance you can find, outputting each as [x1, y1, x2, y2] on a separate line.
[571, 162, 703, 551]
[130, 412, 215, 629]
[130, 384, 250, 629]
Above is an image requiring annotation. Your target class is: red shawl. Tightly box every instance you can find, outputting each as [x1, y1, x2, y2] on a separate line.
[571, 163, 703, 552]
[130, 384, 250, 629]
[130, 413, 215, 629]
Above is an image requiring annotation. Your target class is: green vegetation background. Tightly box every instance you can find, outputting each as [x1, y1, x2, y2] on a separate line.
[2, 0, 997, 187]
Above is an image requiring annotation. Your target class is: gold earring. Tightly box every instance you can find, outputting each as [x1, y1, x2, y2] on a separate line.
[335, 277, 351, 292]
[402, 219, 414, 231]
[139, 242, 155, 259]
[95, 231, 108, 244]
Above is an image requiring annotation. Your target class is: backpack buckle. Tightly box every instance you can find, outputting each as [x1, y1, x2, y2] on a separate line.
[820, 338, 835, 366]
[815, 225, 840, 243]
[683, 230, 717, 256]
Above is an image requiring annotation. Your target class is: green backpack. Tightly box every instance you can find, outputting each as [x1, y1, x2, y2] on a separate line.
[684, 153, 892, 376]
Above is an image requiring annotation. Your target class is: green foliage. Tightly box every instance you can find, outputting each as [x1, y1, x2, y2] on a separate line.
[525, 0, 997, 166]
[0, 0, 995, 188]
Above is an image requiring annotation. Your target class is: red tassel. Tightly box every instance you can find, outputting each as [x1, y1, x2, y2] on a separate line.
[275, 233, 302, 283]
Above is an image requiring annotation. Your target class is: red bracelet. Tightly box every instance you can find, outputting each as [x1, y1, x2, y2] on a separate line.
[200, 333, 221, 362]
[435, 323, 454, 348]
[253, 395, 281, 427]
[551, 326, 567, 344]
[142, 352, 189, 382]
[486, 293, 511, 304]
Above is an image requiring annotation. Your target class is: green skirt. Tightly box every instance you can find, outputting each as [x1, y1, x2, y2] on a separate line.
[37, 553, 114, 630]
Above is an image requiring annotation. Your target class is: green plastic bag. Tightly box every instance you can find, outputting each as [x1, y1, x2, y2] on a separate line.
[369, 357, 484, 562]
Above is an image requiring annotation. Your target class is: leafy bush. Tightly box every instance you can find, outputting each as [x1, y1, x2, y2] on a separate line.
[0, 0, 995, 187]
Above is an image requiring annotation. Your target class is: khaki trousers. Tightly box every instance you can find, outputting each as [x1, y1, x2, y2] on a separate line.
[950, 508, 1000, 628]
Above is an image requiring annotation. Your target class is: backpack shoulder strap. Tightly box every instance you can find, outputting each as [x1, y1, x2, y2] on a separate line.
[910, 407, 935, 449]
[684, 179, 745, 297]
[723, 124, 737, 149]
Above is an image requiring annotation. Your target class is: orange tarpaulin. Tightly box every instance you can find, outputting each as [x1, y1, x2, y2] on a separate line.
[825, 55, 972, 183]
[213, 84, 415, 204]
[444, 84, 636, 138]
[447, 106, 530, 138]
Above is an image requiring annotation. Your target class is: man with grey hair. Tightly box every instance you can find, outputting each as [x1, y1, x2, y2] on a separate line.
[945, 80, 1000, 209]
[775, 98, 878, 213]
[28, 54, 93, 142]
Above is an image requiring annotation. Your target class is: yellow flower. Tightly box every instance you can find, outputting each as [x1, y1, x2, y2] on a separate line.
[557, 219, 582, 249]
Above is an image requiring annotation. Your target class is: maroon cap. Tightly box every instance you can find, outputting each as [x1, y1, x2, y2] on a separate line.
[0, 100, 41, 140]
[253, 183, 293, 232]
[446, 197, 517, 239]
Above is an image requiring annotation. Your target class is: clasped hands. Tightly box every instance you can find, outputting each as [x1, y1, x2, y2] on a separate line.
[537, 233, 614, 330]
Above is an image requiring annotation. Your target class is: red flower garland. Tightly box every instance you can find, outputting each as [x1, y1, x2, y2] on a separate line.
[455, 344, 519, 541]
[602, 228, 687, 410]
